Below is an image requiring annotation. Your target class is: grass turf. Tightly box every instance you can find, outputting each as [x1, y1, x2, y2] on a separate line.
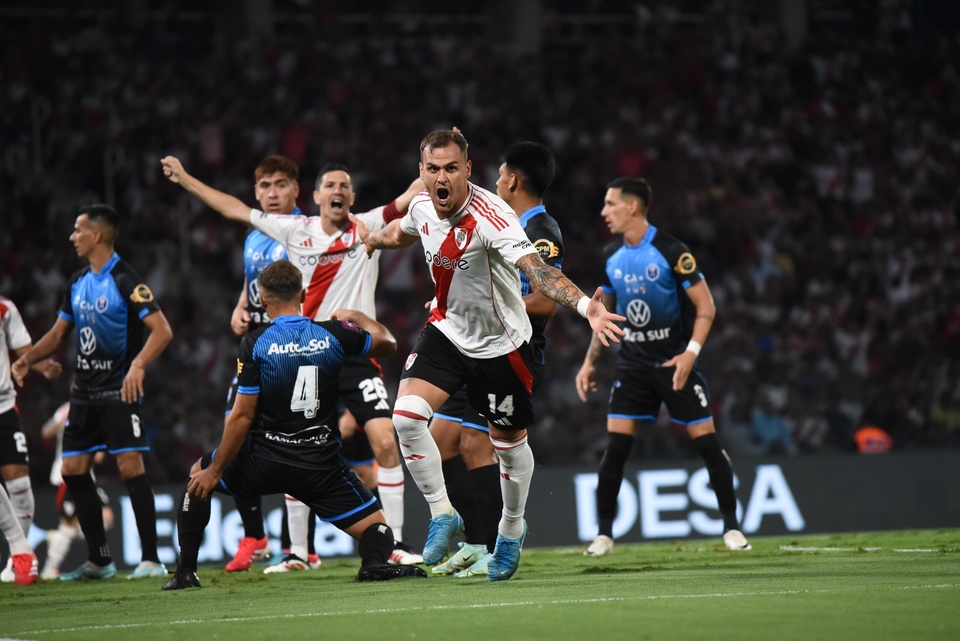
[2, 529, 958, 641]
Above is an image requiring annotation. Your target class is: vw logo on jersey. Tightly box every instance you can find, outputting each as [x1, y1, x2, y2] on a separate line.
[626, 299, 652, 327]
[95, 295, 109, 313]
[79, 326, 97, 355]
[454, 228, 469, 250]
[249, 279, 262, 307]
[646, 264, 660, 281]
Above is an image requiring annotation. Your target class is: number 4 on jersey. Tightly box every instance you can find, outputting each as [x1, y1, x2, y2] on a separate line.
[291, 365, 320, 419]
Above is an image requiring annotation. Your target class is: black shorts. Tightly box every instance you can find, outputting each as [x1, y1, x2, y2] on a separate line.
[0, 408, 28, 466]
[607, 365, 713, 425]
[339, 357, 393, 425]
[340, 430, 375, 466]
[63, 403, 150, 456]
[401, 324, 535, 431]
[204, 447, 379, 529]
[57, 481, 110, 520]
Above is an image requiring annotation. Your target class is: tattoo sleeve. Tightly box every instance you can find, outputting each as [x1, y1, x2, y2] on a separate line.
[517, 254, 583, 310]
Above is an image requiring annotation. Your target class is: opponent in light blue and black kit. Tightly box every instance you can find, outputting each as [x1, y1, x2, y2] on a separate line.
[59, 252, 161, 454]
[224, 209, 298, 414]
[601, 225, 711, 423]
[585, 177, 747, 554]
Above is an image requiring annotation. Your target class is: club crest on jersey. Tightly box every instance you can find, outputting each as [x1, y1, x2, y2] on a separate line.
[130, 284, 155, 303]
[405, 353, 417, 370]
[95, 295, 109, 313]
[454, 227, 469, 250]
[646, 264, 660, 281]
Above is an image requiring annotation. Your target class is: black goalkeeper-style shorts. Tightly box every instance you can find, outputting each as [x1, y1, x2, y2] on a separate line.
[63, 403, 150, 456]
[339, 357, 393, 426]
[0, 408, 28, 465]
[203, 447, 380, 529]
[607, 364, 713, 426]
[401, 324, 536, 432]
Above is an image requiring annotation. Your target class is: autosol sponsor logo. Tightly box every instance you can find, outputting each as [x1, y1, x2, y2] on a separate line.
[267, 337, 331, 355]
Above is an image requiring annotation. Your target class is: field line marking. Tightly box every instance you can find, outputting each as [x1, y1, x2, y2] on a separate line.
[22, 582, 960, 636]
[779, 546, 942, 552]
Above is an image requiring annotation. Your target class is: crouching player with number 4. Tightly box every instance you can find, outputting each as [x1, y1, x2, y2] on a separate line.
[163, 260, 426, 589]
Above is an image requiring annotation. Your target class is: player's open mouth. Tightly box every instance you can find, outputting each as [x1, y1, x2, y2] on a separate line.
[331, 198, 344, 212]
[437, 187, 450, 205]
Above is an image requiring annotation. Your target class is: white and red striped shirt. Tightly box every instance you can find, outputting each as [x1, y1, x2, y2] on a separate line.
[250, 203, 400, 321]
[400, 183, 537, 359]
[0, 296, 32, 414]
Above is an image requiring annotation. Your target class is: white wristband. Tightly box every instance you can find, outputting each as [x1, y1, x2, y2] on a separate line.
[686, 340, 702, 356]
[576, 296, 591, 319]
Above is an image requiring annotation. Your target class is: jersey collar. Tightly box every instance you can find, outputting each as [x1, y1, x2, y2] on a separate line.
[93, 252, 121, 276]
[272, 315, 308, 324]
[625, 223, 657, 249]
[518, 205, 546, 226]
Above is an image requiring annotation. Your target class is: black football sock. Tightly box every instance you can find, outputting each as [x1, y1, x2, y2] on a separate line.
[443, 455, 483, 545]
[234, 495, 265, 540]
[467, 463, 502, 552]
[358, 522, 394, 567]
[307, 510, 317, 556]
[125, 474, 160, 563]
[63, 473, 111, 565]
[692, 432, 740, 531]
[280, 501, 290, 551]
[596, 433, 634, 538]
[176, 485, 211, 572]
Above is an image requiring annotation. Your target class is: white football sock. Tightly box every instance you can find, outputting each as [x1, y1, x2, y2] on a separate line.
[0, 486, 30, 554]
[5, 476, 34, 539]
[377, 465, 405, 542]
[286, 497, 310, 562]
[491, 432, 534, 539]
[393, 395, 451, 518]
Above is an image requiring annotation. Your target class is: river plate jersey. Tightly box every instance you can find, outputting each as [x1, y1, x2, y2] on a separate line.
[243, 206, 299, 328]
[250, 202, 402, 321]
[400, 183, 537, 359]
[58, 253, 161, 404]
[601, 224, 703, 368]
[235, 315, 371, 468]
[0, 296, 32, 414]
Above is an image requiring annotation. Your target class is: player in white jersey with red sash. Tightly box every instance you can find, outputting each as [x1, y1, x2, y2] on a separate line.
[0, 295, 61, 584]
[161, 156, 424, 565]
[351, 130, 625, 581]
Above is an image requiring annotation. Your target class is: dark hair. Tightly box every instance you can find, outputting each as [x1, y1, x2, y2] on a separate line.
[315, 163, 351, 190]
[255, 155, 299, 182]
[607, 177, 653, 211]
[79, 204, 120, 241]
[501, 142, 556, 198]
[419, 129, 469, 161]
[258, 259, 303, 303]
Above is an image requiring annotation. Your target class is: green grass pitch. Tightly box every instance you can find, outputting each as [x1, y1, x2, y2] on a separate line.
[2, 529, 958, 641]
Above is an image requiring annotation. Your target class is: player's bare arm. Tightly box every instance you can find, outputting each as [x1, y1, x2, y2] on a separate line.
[160, 155, 253, 224]
[575, 292, 617, 402]
[11, 317, 72, 387]
[329, 308, 398, 359]
[189, 392, 256, 500]
[662, 280, 716, 391]
[349, 215, 419, 258]
[231, 281, 251, 336]
[13, 345, 62, 382]
[121, 311, 173, 404]
[516, 253, 626, 347]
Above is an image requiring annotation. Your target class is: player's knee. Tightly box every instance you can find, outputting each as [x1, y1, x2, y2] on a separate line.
[460, 429, 495, 467]
[392, 396, 433, 440]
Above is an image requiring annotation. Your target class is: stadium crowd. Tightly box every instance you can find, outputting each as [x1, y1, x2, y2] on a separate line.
[3, 0, 959, 485]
